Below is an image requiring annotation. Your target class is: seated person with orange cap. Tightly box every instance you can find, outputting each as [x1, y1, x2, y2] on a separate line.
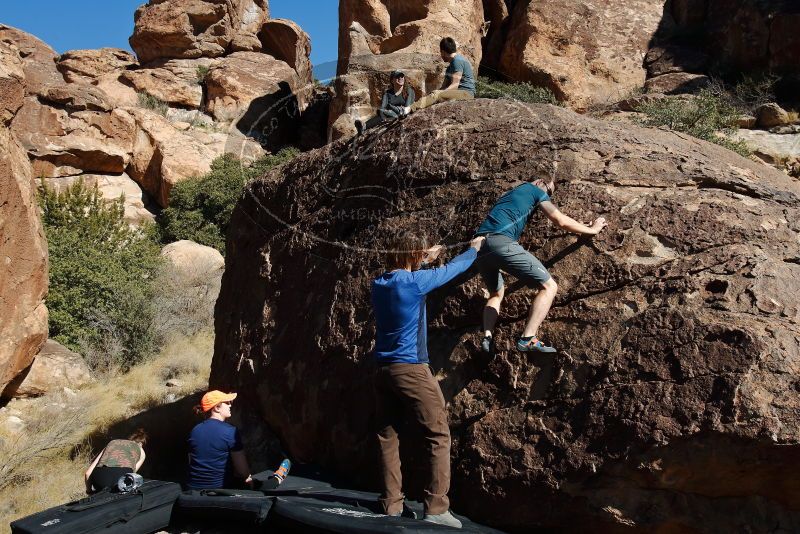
[187, 390, 291, 490]
[187, 390, 253, 490]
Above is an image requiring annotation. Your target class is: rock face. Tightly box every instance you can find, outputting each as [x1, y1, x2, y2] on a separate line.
[0, 24, 64, 96]
[664, 0, 800, 75]
[0, 126, 48, 399]
[129, 0, 269, 64]
[212, 99, 800, 532]
[56, 48, 138, 83]
[258, 19, 313, 92]
[2, 340, 93, 399]
[161, 240, 225, 328]
[330, 0, 485, 139]
[491, 0, 664, 110]
[125, 107, 215, 207]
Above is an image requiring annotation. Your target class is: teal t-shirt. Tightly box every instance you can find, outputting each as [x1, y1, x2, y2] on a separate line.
[445, 54, 475, 95]
[476, 183, 551, 241]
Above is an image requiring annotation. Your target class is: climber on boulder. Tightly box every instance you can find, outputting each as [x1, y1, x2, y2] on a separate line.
[474, 177, 607, 353]
[410, 37, 475, 112]
[371, 232, 485, 528]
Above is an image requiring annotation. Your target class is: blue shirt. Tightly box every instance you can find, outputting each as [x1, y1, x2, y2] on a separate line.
[476, 183, 551, 241]
[187, 419, 243, 489]
[372, 249, 477, 364]
[445, 54, 476, 95]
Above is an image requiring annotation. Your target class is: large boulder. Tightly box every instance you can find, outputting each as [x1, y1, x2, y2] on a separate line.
[493, 0, 664, 110]
[330, 0, 485, 140]
[129, 0, 269, 64]
[11, 95, 136, 178]
[212, 99, 800, 532]
[666, 0, 800, 75]
[161, 240, 225, 330]
[0, 126, 48, 398]
[125, 107, 215, 207]
[258, 19, 313, 89]
[0, 24, 63, 96]
[204, 51, 302, 147]
[56, 48, 138, 84]
[2, 340, 93, 399]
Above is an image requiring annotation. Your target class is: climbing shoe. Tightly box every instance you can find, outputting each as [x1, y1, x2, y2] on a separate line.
[423, 510, 462, 528]
[480, 334, 494, 354]
[271, 458, 291, 483]
[516, 337, 557, 353]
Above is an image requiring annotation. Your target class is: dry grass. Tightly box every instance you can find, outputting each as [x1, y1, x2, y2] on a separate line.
[0, 331, 213, 530]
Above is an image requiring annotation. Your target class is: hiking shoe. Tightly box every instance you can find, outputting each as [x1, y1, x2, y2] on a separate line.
[516, 337, 557, 353]
[480, 334, 494, 354]
[355, 119, 364, 135]
[423, 510, 462, 528]
[388, 507, 417, 519]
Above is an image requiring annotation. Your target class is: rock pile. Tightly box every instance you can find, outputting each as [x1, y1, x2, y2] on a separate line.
[0, 0, 313, 211]
[212, 99, 800, 532]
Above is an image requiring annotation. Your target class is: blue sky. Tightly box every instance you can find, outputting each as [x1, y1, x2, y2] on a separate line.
[0, 0, 339, 79]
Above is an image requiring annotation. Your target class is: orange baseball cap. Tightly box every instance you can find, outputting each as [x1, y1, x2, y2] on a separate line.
[200, 390, 237, 412]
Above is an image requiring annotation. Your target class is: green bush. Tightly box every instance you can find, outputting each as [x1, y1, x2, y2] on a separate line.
[137, 91, 169, 116]
[158, 148, 299, 253]
[40, 180, 163, 369]
[196, 65, 210, 84]
[635, 89, 751, 157]
[476, 76, 560, 105]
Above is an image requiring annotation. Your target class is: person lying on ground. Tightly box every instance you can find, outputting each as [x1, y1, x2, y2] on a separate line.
[186, 390, 253, 490]
[474, 177, 607, 354]
[371, 232, 485, 529]
[355, 70, 416, 135]
[84, 428, 147, 494]
[410, 37, 475, 112]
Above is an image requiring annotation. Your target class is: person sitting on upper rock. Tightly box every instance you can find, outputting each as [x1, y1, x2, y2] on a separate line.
[355, 70, 416, 135]
[474, 177, 607, 354]
[84, 428, 147, 494]
[186, 390, 253, 490]
[410, 37, 475, 112]
[371, 231, 485, 529]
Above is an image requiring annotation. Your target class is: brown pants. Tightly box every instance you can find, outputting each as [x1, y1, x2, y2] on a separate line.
[375, 363, 451, 516]
[411, 89, 474, 111]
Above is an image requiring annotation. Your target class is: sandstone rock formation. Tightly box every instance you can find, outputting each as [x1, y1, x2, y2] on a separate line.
[0, 24, 64, 96]
[125, 107, 216, 207]
[43, 173, 155, 225]
[161, 240, 225, 329]
[2, 340, 93, 399]
[129, 0, 269, 64]
[661, 0, 800, 77]
[212, 99, 800, 531]
[491, 0, 664, 110]
[258, 19, 313, 93]
[56, 48, 138, 84]
[0, 125, 48, 399]
[330, 0, 484, 139]
[0, 37, 25, 124]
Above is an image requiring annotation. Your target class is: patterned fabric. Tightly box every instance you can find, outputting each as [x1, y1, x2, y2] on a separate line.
[97, 439, 141, 469]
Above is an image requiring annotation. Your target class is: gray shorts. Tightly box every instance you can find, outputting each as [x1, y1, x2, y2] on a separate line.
[475, 234, 551, 292]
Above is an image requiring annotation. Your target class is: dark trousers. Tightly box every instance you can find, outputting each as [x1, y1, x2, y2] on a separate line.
[375, 363, 451, 515]
[89, 466, 132, 493]
[364, 109, 401, 130]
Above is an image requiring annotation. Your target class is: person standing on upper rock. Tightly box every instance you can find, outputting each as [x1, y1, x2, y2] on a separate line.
[371, 232, 485, 529]
[410, 37, 475, 112]
[475, 177, 607, 353]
